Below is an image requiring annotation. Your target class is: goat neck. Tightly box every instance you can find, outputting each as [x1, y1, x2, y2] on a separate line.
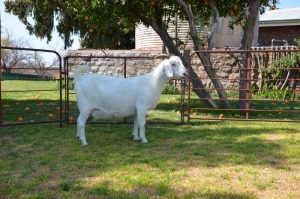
[150, 60, 172, 90]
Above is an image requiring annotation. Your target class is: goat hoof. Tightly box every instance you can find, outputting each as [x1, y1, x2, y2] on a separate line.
[141, 139, 148, 144]
[132, 136, 140, 141]
[81, 142, 88, 146]
[80, 139, 88, 146]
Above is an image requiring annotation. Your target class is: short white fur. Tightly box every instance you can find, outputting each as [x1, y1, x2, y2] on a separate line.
[74, 56, 187, 146]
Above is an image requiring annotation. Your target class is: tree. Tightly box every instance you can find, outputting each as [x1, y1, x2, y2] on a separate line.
[5, 0, 278, 108]
[222, 0, 278, 108]
[23, 52, 54, 78]
[4, 0, 135, 50]
[80, 23, 135, 49]
[1, 28, 62, 75]
[1, 29, 31, 73]
[175, 0, 277, 109]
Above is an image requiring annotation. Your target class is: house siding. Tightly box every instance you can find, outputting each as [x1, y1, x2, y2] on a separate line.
[258, 26, 300, 46]
[135, 17, 244, 50]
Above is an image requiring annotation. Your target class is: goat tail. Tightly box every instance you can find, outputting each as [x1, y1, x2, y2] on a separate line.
[73, 66, 90, 81]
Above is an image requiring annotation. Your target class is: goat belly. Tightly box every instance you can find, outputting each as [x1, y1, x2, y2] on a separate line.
[90, 108, 135, 120]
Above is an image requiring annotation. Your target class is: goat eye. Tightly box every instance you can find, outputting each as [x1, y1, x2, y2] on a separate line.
[171, 63, 176, 67]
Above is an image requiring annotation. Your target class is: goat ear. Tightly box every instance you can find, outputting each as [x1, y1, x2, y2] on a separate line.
[163, 63, 173, 78]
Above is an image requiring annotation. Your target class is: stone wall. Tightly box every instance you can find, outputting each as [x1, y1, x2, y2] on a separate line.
[66, 49, 241, 88]
[66, 49, 162, 78]
[190, 52, 240, 89]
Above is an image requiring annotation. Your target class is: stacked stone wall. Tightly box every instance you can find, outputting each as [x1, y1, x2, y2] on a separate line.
[66, 49, 241, 88]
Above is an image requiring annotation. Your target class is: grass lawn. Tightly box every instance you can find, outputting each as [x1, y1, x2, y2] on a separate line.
[1, 80, 300, 198]
[1, 121, 300, 198]
[1, 80, 183, 125]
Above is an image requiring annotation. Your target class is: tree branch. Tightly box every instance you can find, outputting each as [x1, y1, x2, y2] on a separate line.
[207, 0, 219, 50]
[175, 0, 202, 50]
[133, 11, 181, 55]
[241, 0, 261, 50]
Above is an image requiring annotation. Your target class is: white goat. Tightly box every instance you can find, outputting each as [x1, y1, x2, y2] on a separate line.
[74, 56, 187, 146]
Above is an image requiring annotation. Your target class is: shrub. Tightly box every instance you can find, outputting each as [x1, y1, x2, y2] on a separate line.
[253, 49, 300, 100]
[161, 84, 180, 94]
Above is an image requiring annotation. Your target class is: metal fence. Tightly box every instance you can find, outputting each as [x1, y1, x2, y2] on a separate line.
[185, 49, 300, 123]
[3, 47, 300, 127]
[0, 46, 64, 127]
[63, 55, 186, 125]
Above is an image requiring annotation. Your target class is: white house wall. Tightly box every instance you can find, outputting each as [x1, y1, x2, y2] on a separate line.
[135, 17, 245, 50]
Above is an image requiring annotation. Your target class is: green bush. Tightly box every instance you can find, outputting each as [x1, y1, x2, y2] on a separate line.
[161, 84, 180, 94]
[69, 80, 75, 90]
[253, 48, 300, 100]
[55, 80, 75, 90]
[252, 85, 293, 100]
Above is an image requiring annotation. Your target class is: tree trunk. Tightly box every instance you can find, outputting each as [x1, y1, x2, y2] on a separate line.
[176, 0, 231, 109]
[147, 18, 217, 108]
[238, 0, 260, 109]
[196, 52, 231, 108]
[188, 62, 217, 107]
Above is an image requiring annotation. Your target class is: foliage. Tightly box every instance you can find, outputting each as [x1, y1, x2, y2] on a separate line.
[69, 80, 75, 90]
[1, 29, 60, 70]
[4, 0, 279, 110]
[4, 0, 135, 49]
[161, 84, 180, 94]
[4, 0, 278, 49]
[253, 85, 293, 100]
[1, 29, 31, 72]
[294, 38, 300, 47]
[253, 50, 300, 100]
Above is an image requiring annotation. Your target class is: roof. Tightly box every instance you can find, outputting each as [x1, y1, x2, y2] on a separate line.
[260, 7, 300, 27]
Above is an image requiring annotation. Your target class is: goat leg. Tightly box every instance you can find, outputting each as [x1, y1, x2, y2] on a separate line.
[132, 117, 140, 141]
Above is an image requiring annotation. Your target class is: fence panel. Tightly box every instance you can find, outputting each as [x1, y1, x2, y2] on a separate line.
[186, 49, 300, 123]
[64, 55, 185, 125]
[0, 47, 64, 127]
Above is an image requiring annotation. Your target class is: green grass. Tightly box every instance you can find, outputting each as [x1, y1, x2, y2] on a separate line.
[4, 80, 300, 124]
[188, 92, 300, 121]
[1, 80, 62, 125]
[1, 80, 182, 125]
[1, 80, 300, 198]
[1, 122, 300, 198]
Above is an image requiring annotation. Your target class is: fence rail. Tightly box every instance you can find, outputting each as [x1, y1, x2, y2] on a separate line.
[185, 49, 300, 123]
[2, 47, 300, 127]
[0, 46, 63, 127]
[63, 55, 186, 125]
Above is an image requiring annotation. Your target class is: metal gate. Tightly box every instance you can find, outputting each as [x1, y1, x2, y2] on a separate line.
[3, 47, 300, 126]
[185, 49, 300, 123]
[63, 54, 186, 125]
[0, 46, 65, 127]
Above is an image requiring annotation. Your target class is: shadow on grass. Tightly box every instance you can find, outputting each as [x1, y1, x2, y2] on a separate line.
[85, 121, 293, 170]
[82, 181, 257, 199]
[1, 121, 299, 198]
